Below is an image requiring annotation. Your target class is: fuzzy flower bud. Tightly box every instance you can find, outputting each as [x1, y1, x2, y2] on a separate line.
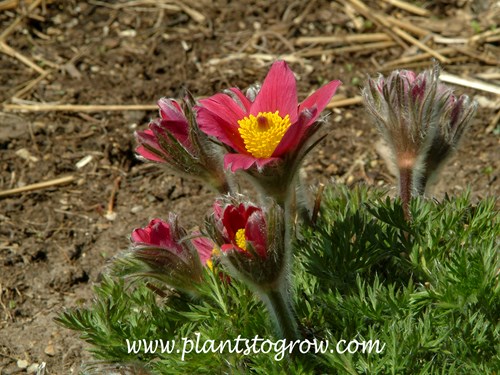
[418, 93, 478, 193]
[114, 215, 214, 295]
[135, 95, 231, 193]
[362, 64, 477, 218]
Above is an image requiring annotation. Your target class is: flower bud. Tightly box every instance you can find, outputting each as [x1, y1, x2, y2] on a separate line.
[362, 64, 477, 218]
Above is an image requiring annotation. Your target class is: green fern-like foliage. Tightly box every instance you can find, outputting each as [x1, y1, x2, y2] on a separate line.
[57, 185, 499, 374]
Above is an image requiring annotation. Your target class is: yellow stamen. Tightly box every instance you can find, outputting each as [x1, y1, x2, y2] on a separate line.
[237, 111, 291, 158]
[211, 246, 220, 257]
[235, 228, 247, 251]
[207, 246, 220, 271]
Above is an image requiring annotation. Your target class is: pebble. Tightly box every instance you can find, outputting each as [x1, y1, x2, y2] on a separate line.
[131, 205, 143, 214]
[17, 359, 28, 369]
[44, 344, 56, 356]
[27, 363, 39, 374]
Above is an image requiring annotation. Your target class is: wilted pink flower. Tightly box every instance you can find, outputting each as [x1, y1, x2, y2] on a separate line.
[197, 60, 341, 172]
[135, 96, 230, 193]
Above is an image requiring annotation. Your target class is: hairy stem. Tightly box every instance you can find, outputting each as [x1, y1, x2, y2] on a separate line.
[399, 167, 413, 221]
[261, 285, 300, 342]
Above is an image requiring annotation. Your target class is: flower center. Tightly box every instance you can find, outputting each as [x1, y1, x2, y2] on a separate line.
[235, 228, 247, 251]
[237, 111, 291, 158]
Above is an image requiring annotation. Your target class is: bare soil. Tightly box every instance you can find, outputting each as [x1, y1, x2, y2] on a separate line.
[0, 1, 498, 373]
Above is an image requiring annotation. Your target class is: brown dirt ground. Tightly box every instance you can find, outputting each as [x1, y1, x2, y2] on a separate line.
[0, 1, 498, 374]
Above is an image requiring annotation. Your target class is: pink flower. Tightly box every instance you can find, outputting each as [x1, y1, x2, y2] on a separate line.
[131, 217, 216, 268]
[135, 98, 191, 162]
[205, 196, 298, 340]
[197, 60, 341, 172]
[191, 235, 217, 267]
[205, 196, 288, 286]
[134, 97, 230, 193]
[126, 215, 218, 292]
[214, 201, 267, 258]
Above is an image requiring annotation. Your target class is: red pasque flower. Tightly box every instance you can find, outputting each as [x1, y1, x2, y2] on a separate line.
[131, 217, 218, 268]
[205, 196, 288, 287]
[205, 196, 297, 339]
[196, 60, 341, 172]
[135, 98, 191, 162]
[134, 97, 230, 193]
[125, 215, 217, 292]
[215, 201, 268, 258]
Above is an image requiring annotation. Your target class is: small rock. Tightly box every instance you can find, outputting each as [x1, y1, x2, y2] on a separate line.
[131, 205, 143, 214]
[1, 362, 19, 375]
[104, 212, 117, 221]
[15, 148, 39, 162]
[44, 344, 56, 356]
[27, 363, 39, 374]
[17, 359, 28, 369]
[119, 29, 137, 37]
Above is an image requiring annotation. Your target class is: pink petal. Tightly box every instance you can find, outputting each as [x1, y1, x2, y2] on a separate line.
[134, 130, 165, 162]
[245, 210, 267, 258]
[148, 220, 173, 247]
[224, 153, 279, 172]
[131, 228, 150, 244]
[271, 122, 302, 157]
[196, 107, 246, 153]
[223, 153, 258, 172]
[228, 88, 252, 111]
[402, 70, 417, 83]
[199, 93, 247, 131]
[272, 110, 313, 156]
[131, 218, 165, 244]
[250, 61, 299, 123]
[135, 145, 165, 162]
[222, 205, 247, 239]
[298, 80, 341, 126]
[221, 243, 237, 253]
[213, 200, 224, 220]
[191, 236, 214, 265]
[135, 129, 159, 146]
[150, 119, 190, 148]
[157, 98, 185, 122]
